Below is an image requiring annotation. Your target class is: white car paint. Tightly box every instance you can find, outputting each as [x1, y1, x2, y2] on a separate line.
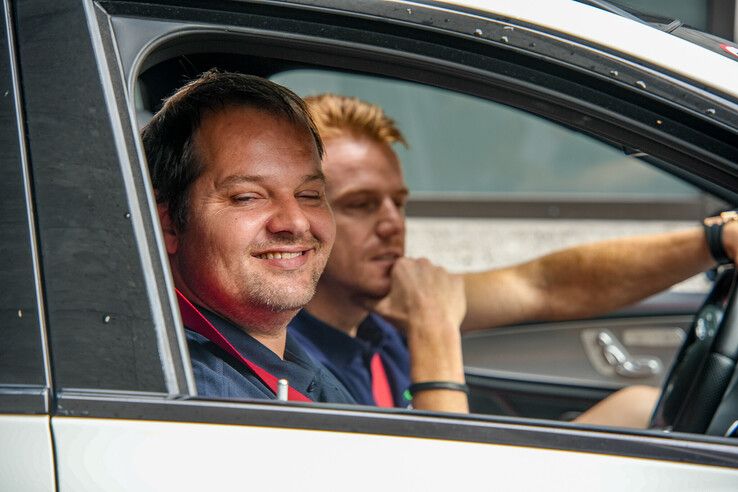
[0, 415, 56, 492]
[52, 417, 738, 491]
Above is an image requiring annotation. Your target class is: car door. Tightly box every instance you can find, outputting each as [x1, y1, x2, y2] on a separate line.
[11, 0, 738, 490]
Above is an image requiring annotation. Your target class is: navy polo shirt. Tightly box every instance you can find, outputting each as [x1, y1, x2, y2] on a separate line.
[186, 306, 355, 404]
[289, 310, 412, 408]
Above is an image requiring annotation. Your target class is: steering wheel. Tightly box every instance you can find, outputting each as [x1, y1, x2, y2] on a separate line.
[649, 266, 738, 435]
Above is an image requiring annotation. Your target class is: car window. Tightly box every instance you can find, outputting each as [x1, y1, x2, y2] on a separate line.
[132, 25, 727, 412]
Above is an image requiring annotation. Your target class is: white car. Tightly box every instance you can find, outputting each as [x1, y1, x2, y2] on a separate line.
[2, 0, 738, 490]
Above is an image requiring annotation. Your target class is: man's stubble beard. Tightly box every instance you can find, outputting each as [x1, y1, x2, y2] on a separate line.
[243, 260, 325, 312]
[317, 269, 392, 312]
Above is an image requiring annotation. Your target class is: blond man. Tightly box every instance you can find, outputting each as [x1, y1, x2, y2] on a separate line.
[289, 94, 737, 424]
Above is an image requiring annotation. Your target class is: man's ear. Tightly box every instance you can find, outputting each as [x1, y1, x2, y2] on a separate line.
[157, 202, 179, 255]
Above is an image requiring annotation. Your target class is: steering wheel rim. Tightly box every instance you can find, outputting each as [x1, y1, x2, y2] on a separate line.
[649, 266, 738, 434]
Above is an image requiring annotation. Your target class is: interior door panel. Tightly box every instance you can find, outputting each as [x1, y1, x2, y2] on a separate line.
[462, 292, 702, 420]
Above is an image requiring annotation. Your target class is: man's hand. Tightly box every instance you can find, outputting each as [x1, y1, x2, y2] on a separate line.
[374, 257, 466, 334]
[374, 257, 468, 413]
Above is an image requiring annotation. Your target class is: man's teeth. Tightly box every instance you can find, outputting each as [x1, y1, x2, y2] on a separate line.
[258, 251, 303, 260]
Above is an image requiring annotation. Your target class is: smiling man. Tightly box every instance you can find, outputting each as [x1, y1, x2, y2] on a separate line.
[141, 71, 353, 403]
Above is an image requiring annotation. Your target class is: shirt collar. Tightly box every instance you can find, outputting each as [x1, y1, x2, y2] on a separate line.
[291, 310, 392, 366]
[197, 306, 320, 396]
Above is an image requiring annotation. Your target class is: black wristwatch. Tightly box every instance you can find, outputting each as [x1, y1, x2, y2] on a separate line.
[703, 211, 738, 265]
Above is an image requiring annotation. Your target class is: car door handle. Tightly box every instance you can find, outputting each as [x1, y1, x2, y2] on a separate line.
[597, 330, 662, 378]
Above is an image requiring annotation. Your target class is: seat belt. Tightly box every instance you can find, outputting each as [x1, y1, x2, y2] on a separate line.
[176, 289, 311, 402]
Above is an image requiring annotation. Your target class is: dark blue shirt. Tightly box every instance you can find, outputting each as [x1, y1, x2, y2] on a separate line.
[186, 306, 355, 404]
[289, 310, 412, 408]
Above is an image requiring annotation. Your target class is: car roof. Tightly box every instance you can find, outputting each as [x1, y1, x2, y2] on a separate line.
[432, 0, 738, 99]
[576, 0, 738, 62]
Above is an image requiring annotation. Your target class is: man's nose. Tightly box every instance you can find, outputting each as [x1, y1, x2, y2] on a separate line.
[376, 198, 404, 239]
[266, 197, 311, 236]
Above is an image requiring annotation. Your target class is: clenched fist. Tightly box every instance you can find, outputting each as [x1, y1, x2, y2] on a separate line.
[374, 257, 466, 334]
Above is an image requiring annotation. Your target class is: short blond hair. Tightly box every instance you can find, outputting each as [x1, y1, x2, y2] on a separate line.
[304, 93, 407, 147]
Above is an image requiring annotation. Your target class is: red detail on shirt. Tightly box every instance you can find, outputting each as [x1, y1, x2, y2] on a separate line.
[176, 289, 311, 402]
[370, 353, 394, 407]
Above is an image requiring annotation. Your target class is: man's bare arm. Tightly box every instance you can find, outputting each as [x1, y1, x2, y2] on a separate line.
[375, 258, 469, 413]
[462, 222, 738, 332]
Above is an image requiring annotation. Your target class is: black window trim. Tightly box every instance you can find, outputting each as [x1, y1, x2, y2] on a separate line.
[0, 0, 51, 415]
[87, 1, 197, 397]
[105, 0, 738, 121]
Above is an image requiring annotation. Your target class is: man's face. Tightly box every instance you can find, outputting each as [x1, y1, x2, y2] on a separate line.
[163, 106, 335, 318]
[319, 133, 408, 303]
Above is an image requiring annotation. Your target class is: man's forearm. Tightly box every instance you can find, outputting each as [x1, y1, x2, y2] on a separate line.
[406, 318, 469, 413]
[525, 227, 712, 320]
[374, 258, 469, 412]
[463, 227, 715, 331]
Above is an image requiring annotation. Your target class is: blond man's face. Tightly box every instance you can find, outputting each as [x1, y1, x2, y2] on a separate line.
[317, 133, 408, 304]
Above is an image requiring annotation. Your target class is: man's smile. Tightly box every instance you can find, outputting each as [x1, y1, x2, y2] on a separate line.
[251, 247, 316, 270]
[255, 251, 306, 260]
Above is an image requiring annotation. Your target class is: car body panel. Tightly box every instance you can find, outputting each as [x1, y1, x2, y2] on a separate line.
[0, 415, 55, 492]
[52, 416, 738, 491]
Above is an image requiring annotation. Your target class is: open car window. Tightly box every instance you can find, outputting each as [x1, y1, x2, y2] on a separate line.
[137, 47, 726, 423]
